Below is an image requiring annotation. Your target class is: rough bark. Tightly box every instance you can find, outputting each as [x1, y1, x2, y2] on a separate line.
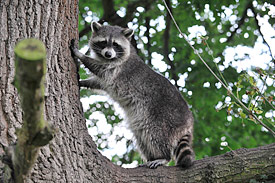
[0, 0, 274, 183]
[0, 0, 91, 182]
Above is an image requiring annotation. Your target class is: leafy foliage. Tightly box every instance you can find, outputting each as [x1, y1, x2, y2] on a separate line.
[77, 0, 275, 166]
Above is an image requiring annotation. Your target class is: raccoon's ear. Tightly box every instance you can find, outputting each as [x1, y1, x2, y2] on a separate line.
[91, 22, 102, 33]
[122, 28, 134, 40]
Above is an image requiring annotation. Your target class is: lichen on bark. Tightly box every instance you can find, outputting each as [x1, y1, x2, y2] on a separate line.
[3, 38, 54, 183]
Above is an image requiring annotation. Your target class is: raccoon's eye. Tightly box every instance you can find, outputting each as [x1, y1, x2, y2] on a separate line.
[99, 41, 107, 44]
[113, 42, 119, 47]
[94, 41, 107, 48]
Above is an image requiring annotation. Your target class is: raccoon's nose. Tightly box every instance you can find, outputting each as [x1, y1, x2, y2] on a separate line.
[104, 51, 112, 58]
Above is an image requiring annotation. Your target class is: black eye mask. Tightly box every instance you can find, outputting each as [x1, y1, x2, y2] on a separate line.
[92, 40, 125, 60]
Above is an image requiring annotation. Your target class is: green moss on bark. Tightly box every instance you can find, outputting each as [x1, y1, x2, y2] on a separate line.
[3, 38, 54, 183]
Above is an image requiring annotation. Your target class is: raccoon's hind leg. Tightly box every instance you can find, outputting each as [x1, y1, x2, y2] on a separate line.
[139, 159, 169, 169]
[174, 134, 195, 168]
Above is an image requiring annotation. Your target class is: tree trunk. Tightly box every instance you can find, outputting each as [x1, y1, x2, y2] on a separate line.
[0, 0, 274, 182]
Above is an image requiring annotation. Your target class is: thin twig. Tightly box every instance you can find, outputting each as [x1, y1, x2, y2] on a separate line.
[251, 5, 275, 60]
[261, 93, 275, 110]
[257, 74, 275, 110]
[204, 40, 229, 87]
[162, 0, 275, 137]
[251, 75, 267, 112]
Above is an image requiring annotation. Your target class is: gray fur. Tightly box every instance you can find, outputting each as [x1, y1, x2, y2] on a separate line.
[70, 22, 195, 168]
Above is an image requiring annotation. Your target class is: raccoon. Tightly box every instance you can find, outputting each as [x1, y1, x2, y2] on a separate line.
[70, 22, 195, 169]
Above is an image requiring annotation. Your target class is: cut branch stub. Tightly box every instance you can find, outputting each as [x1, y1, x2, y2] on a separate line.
[8, 38, 54, 183]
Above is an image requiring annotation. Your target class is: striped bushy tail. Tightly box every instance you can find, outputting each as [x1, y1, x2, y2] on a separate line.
[174, 135, 195, 167]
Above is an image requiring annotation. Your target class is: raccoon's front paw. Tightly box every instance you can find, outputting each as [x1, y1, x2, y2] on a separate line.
[69, 39, 84, 60]
[69, 39, 80, 67]
[69, 39, 77, 53]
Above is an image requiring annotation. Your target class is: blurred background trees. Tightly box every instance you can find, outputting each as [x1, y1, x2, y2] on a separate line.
[77, 0, 275, 167]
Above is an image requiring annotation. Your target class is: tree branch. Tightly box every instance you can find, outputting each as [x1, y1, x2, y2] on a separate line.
[101, 0, 123, 25]
[121, 143, 275, 183]
[2, 39, 54, 183]
[79, 25, 91, 39]
[250, 5, 275, 60]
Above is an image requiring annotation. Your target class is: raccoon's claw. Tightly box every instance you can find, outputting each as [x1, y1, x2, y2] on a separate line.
[139, 159, 168, 169]
[147, 161, 163, 169]
[69, 39, 77, 52]
[69, 39, 80, 70]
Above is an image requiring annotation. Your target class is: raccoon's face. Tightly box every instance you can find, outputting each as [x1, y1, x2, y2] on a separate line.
[90, 22, 134, 63]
